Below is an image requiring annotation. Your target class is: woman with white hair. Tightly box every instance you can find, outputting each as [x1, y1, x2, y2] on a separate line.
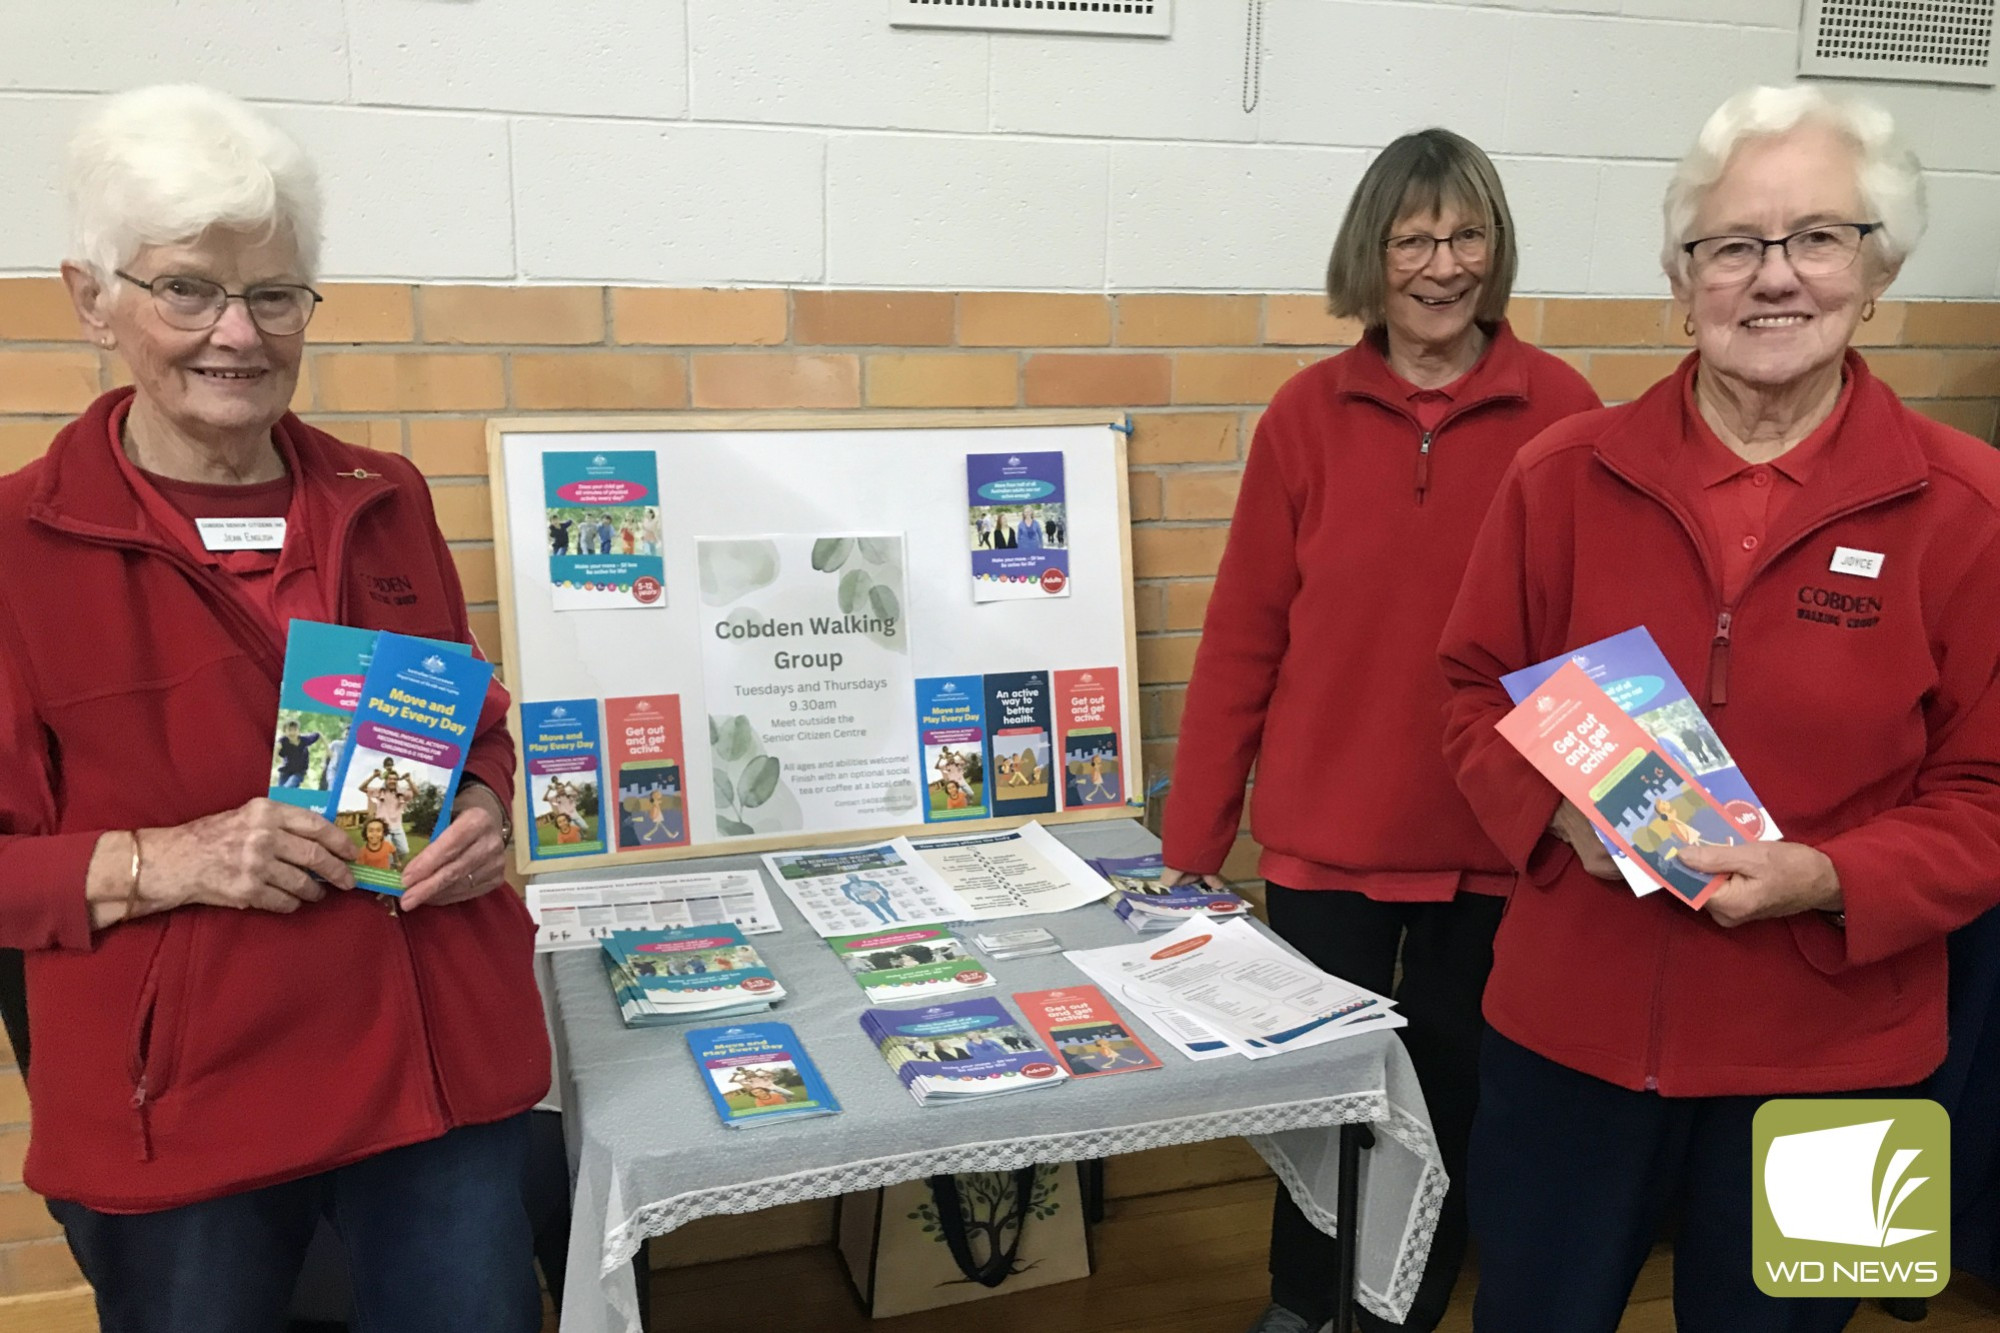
[0, 85, 547, 1330]
[1439, 85, 2000, 1329]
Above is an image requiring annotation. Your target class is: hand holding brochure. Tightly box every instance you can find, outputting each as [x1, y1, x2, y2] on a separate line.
[686, 1023, 840, 1128]
[1495, 660, 1744, 910]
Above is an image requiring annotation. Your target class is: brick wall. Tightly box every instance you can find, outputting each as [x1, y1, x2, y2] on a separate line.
[0, 282, 1996, 1313]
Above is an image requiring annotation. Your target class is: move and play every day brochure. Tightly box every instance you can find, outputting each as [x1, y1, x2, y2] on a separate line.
[685, 1023, 840, 1128]
[326, 631, 494, 894]
[520, 700, 606, 860]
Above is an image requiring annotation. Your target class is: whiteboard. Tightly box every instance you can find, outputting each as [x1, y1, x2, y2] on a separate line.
[487, 411, 1143, 876]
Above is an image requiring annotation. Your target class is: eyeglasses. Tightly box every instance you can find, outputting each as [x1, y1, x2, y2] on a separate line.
[1681, 223, 1880, 286]
[1384, 225, 1492, 269]
[114, 270, 323, 336]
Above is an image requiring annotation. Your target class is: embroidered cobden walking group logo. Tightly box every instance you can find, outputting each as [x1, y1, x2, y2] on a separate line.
[1753, 1099, 1950, 1297]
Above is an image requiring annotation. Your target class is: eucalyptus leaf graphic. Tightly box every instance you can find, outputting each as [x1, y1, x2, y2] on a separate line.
[810, 537, 854, 573]
[714, 768, 736, 811]
[740, 754, 782, 808]
[717, 816, 755, 838]
[857, 537, 896, 564]
[707, 716, 721, 748]
[837, 568, 874, 615]
[698, 538, 781, 607]
[712, 714, 756, 763]
[866, 582, 901, 624]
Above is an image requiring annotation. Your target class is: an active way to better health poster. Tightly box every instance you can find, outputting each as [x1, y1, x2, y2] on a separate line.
[697, 534, 922, 839]
[543, 450, 666, 610]
[967, 451, 1070, 601]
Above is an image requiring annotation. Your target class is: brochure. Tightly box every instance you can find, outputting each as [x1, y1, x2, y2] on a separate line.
[269, 620, 468, 810]
[327, 632, 494, 894]
[967, 451, 1070, 601]
[1058, 946, 1238, 1063]
[521, 700, 606, 859]
[859, 997, 1069, 1107]
[973, 926, 1061, 960]
[1500, 626, 1780, 898]
[543, 450, 666, 610]
[827, 925, 995, 1004]
[983, 670, 1057, 818]
[915, 675, 990, 822]
[761, 840, 977, 938]
[527, 870, 778, 952]
[605, 695, 690, 851]
[1015, 986, 1161, 1079]
[1496, 660, 1744, 910]
[903, 822, 1108, 920]
[1054, 668, 1124, 810]
[1086, 853, 1250, 934]
[686, 1023, 841, 1128]
[601, 924, 785, 1027]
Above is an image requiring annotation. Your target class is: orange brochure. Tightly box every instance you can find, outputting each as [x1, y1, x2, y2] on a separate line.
[1495, 660, 1744, 910]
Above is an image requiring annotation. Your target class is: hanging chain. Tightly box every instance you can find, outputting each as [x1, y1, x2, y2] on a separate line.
[1241, 0, 1264, 115]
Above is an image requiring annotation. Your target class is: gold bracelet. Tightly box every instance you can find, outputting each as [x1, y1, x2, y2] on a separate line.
[126, 830, 144, 906]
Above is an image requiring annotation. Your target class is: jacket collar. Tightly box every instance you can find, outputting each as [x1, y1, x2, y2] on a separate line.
[1593, 350, 1930, 540]
[27, 388, 398, 550]
[1335, 319, 1533, 416]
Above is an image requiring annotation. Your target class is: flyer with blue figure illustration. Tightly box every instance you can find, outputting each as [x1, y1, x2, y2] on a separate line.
[915, 675, 989, 822]
[967, 451, 1069, 601]
[521, 699, 607, 859]
[327, 632, 494, 894]
[1500, 625, 1779, 898]
[543, 450, 666, 611]
[269, 621, 470, 811]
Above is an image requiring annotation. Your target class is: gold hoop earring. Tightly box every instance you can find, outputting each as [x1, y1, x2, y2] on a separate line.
[1683, 315, 1695, 338]
[1861, 300, 1877, 323]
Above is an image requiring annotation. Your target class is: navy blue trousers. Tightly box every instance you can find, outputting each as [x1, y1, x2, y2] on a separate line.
[1469, 1031, 1903, 1333]
[52, 1113, 540, 1333]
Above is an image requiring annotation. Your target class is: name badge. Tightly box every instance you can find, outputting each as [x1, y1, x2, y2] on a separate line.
[195, 517, 288, 552]
[1830, 546, 1884, 579]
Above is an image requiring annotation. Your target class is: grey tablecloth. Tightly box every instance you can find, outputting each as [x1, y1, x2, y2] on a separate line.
[545, 820, 1446, 1332]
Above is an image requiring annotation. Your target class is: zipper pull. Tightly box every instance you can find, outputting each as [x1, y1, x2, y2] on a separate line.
[131, 1077, 148, 1111]
[1707, 610, 1733, 707]
[1415, 430, 1434, 502]
[336, 468, 378, 480]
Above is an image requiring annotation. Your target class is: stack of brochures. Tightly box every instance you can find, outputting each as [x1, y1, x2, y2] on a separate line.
[859, 997, 1070, 1106]
[686, 1023, 841, 1128]
[1088, 853, 1251, 934]
[600, 923, 785, 1028]
[828, 925, 996, 1004]
[973, 926, 1061, 960]
[1065, 918, 1402, 1062]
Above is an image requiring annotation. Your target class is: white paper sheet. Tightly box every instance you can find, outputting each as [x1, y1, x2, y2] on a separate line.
[903, 821, 1109, 920]
[528, 870, 778, 951]
[760, 840, 977, 938]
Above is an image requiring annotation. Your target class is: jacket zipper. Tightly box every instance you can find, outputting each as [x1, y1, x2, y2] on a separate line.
[1415, 430, 1434, 503]
[388, 910, 454, 1125]
[1707, 611, 1733, 707]
[1343, 384, 1523, 507]
[1642, 931, 1673, 1092]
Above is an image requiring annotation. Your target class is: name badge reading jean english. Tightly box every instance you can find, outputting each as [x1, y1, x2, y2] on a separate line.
[195, 517, 287, 552]
[1829, 546, 1883, 580]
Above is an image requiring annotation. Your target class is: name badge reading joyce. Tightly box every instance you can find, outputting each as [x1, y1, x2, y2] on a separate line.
[1830, 546, 1884, 580]
[195, 517, 288, 552]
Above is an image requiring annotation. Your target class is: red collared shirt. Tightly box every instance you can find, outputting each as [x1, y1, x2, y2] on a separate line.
[1391, 364, 1476, 433]
[1683, 372, 1851, 606]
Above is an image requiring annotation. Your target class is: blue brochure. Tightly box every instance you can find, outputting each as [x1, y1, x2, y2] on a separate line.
[520, 699, 607, 859]
[915, 675, 990, 822]
[685, 1022, 841, 1128]
[326, 631, 494, 894]
[859, 996, 1068, 1106]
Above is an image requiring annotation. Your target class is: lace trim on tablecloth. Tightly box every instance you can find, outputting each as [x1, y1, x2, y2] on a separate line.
[1249, 1095, 1448, 1324]
[599, 1091, 1390, 1274]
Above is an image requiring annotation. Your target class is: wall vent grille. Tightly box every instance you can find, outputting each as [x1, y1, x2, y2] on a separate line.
[889, 0, 1172, 39]
[1800, 0, 1996, 86]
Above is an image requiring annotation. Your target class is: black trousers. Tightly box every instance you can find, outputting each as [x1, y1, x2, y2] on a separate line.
[1469, 1030, 1908, 1333]
[1264, 885, 1503, 1332]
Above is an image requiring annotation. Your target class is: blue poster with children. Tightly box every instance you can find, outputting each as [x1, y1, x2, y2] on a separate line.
[543, 450, 666, 611]
[520, 699, 607, 859]
[915, 675, 989, 822]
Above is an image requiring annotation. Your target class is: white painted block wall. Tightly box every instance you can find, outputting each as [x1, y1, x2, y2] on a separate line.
[0, 0, 1994, 296]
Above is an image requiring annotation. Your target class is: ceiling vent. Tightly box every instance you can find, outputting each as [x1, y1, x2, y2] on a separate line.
[889, 0, 1172, 39]
[1800, 0, 1996, 86]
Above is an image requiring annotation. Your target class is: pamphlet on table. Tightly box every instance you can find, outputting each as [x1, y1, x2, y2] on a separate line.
[528, 870, 778, 952]
[903, 821, 1107, 919]
[828, 925, 995, 1004]
[1499, 625, 1778, 901]
[1015, 986, 1161, 1079]
[1086, 852, 1250, 934]
[686, 1023, 841, 1128]
[761, 840, 976, 938]
[601, 924, 785, 1027]
[860, 997, 1069, 1106]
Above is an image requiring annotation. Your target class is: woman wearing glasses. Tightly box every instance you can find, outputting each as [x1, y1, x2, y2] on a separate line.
[1162, 129, 1599, 1333]
[1441, 86, 2000, 1330]
[2, 87, 547, 1330]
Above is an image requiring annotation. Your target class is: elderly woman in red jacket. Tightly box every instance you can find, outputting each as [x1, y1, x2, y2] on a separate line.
[2, 86, 548, 1331]
[1440, 85, 2000, 1331]
[1162, 130, 1599, 1333]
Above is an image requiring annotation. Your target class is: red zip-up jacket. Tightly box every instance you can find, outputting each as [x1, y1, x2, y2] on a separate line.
[1163, 323, 1600, 897]
[1440, 352, 2000, 1096]
[0, 390, 549, 1211]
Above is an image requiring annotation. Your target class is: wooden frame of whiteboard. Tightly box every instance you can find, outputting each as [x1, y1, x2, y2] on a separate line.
[486, 410, 1144, 878]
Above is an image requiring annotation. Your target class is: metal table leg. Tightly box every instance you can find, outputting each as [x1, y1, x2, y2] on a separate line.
[1332, 1122, 1376, 1333]
[633, 1240, 653, 1333]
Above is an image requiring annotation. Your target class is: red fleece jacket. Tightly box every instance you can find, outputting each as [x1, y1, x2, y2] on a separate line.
[1164, 323, 1600, 897]
[1440, 352, 2000, 1096]
[0, 391, 549, 1211]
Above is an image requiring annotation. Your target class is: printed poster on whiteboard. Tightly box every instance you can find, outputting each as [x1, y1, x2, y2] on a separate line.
[967, 451, 1070, 601]
[542, 451, 666, 610]
[697, 534, 922, 839]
